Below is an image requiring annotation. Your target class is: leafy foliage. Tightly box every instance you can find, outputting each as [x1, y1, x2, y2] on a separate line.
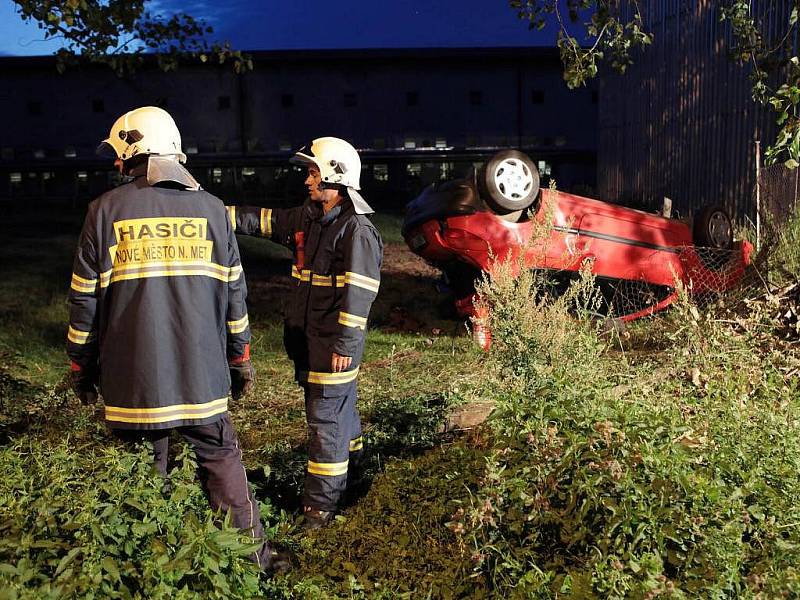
[0, 440, 286, 599]
[510, 1, 800, 168]
[510, 0, 652, 87]
[460, 235, 800, 597]
[720, 2, 800, 167]
[11, 0, 252, 74]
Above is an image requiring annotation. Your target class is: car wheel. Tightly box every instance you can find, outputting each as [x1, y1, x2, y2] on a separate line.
[693, 206, 733, 249]
[478, 150, 540, 214]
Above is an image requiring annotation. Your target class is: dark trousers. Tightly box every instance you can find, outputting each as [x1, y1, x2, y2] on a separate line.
[113, 414, 273, 570]
[301, 380, 363, 512]
[285, 326, 365, 512]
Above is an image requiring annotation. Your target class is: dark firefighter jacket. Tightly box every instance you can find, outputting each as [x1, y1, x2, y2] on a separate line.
[229, 198, 382, 380]
[67, 175, 250, 430]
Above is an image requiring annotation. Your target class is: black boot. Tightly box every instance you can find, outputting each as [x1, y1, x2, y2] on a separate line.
[302, 506, 334, 530]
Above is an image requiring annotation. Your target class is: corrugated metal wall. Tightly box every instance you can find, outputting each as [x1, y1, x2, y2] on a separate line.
[598, 0, 792, 221]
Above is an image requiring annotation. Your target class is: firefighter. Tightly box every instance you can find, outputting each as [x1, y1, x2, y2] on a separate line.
[228, 137, 383, 528]
[66, 106, 288, 572]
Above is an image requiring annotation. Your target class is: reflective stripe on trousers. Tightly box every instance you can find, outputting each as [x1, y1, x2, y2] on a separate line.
[302, 378, 363, 512]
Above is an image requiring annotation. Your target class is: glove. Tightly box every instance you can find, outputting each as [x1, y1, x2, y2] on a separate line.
[70, 361, 99, 405]
[230, 359, 255, 400]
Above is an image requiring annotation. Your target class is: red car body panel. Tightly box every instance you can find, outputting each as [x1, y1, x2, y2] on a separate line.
[405, 189, 752, 321]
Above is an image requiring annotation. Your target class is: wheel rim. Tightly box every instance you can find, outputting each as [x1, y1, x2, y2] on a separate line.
[493, 158, 534, 202]
[707, 212, 731, 248]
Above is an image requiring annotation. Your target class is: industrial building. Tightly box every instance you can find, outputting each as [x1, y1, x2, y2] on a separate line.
[597, 0, 792, 220]
[0, 47, 598, 209]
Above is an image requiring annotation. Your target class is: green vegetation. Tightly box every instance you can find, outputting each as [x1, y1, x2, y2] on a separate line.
[2, 209, 800, 597]
[510, 1, 800, 168]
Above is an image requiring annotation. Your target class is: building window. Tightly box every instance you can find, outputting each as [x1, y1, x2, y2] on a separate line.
[64, 147, 77, 158]
[344, 93, 357, 107]
[212, 167, 223, 184]
[33, 149, 45, 159]
[469, 90, 482, 106]
[373, 164, 389, 182]
[281, 93, 294, 108]
[92, 99, 105, 113]
[439, 162, 455, 180]
[9, 172, 22, 183]
[531, 89, 545, 104]
[27, 101, 42, 116]
[435, 138, 447, 149]
[406, 91, 418, 107]
[242, 167, 257, 178]
[403, 138, 416, 150]
[406, 163, 422, 177]
[218, 96, 231, 110]
[77, 171, 88, 181]
[42, 171, 53, 180]
[279, 140, 292, 151]
[538, 160, 552, 176]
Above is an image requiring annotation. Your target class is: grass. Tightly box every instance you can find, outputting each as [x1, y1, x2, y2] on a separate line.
[4, 204, 800, 597]
[0, 207, 487, 597]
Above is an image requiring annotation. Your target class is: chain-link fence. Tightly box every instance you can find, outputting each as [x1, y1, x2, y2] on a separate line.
[597, 162, 800, 325]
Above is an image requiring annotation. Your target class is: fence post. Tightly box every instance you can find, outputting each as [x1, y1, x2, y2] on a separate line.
[755, 140, 761, 252]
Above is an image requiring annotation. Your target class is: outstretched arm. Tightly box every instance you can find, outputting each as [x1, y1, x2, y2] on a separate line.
[225, 205, 304, 250]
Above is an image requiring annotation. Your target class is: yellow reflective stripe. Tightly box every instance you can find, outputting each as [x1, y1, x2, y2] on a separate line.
[336, 275, 346, 287]
[70, 273, 98, 294]
[67, 325, 92, 345]
[105, 398, 228, 425]
[291, 266, 311, 282]
[338, 311, 367, 330]
[344, 271, 380, 293]
[311, 274, 333, 286]
[107, 261, 233, 285]
[226, 206, 237, 231]
[307, 460, 349, 477]
[228, 264, 243, 282]
[99, 269, 112, 288]
[112, 260, 230, 277]
[307, 366, 360, 385]
[71, 272, 97, 285]
[111, 269, 228, 284]
[349, 437, 363, 452]
[227, 314, 249, 334]
[260, 208, 272, 237]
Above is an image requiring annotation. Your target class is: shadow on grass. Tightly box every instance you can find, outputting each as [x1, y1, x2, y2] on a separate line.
[248, 392, 453, 513]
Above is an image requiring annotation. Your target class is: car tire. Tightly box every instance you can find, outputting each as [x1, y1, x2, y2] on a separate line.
[693, 206, 733, 271]
[478, 150, 540, 214]
[693, 206, 733, 250]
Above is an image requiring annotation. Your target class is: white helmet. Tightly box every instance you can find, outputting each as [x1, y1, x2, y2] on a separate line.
[293, 137, 361, 188]
[98, 106, 187, 164]
[292, 136, 374, 214]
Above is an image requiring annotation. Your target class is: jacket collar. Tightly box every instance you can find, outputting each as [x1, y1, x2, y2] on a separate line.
[126, 156, 200, 190]
[305, 197, 353, 226]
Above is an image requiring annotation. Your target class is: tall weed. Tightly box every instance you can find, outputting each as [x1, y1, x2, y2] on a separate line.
[464, 249, 800, 597]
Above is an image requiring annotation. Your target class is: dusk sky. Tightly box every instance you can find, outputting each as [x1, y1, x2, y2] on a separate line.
[0, 0, 568, 56]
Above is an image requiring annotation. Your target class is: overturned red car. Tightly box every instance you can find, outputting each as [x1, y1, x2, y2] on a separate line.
[402, 150, 752, 324]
